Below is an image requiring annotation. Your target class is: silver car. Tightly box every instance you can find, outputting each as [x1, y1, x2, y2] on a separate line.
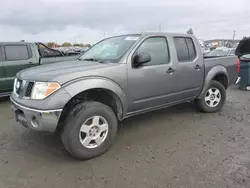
[205, 47, 236, 57]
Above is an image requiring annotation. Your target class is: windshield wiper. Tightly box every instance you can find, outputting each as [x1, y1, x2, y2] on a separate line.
[78, 58, 104, 63]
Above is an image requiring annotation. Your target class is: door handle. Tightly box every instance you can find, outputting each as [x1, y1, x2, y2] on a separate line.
[195, 65, 201, 70]
[166, 68, 175, 75]
[29, 62, 34, 64]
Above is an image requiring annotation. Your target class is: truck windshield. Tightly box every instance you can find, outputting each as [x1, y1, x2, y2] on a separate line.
[78, 35, 140, 63]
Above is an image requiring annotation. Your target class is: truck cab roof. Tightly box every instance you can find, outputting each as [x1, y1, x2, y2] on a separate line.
[108, 32, 195, 38]
[0, 42, 35, 45]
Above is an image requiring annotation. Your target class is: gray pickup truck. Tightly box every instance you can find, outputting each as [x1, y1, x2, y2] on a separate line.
[10, 33, 239, 159]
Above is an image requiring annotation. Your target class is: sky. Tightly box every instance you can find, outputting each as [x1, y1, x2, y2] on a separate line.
[0, 0, 250, 44]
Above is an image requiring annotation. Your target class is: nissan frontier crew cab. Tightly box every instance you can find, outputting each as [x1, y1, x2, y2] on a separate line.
[10, 33, 239, 160]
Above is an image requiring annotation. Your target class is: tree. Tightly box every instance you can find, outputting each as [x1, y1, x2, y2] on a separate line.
[62, 42, 72, 47]
[47, 42, 56, 48]
[81, 44, 91, 48]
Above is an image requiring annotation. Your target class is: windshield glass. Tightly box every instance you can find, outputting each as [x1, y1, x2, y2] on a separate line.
[78, 35, 141, 62]
[206, 48, 230, 57]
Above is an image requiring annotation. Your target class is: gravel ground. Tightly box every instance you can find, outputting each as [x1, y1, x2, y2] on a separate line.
[0, 86, 250, 188]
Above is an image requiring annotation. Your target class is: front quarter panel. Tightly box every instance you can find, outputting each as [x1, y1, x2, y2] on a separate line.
[10, 88, 72, 110]
[63, 77, 127, 115]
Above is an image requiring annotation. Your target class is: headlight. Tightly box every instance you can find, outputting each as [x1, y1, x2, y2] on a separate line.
[31, 82, 61, 100]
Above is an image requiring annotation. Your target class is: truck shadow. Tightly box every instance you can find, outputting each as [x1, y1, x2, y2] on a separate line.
[120, 102, 196, 129]
[18, 102, 202, 161]
[113, 102, 202, 149]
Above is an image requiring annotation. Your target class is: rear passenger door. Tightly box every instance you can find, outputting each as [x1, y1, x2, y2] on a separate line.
[2, 44, 36, 91]
[172, 37, 204, 100]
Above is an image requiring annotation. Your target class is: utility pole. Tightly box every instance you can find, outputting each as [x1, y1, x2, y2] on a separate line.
[232, 30, 236, 40]
[159, 24, 162, 32]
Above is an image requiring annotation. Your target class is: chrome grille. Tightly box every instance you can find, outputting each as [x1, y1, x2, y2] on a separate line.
[14, 79, 34, 98]
[25, 82, 34, 97]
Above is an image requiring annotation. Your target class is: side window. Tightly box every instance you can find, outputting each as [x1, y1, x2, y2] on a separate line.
[186, 38, 197, 60]
[136, 37, 170, 66]
[38, 44, 62, 57]
[4, 45, 30, 61]
[174, 37, 197, 62]
[174, 37, 190, 62]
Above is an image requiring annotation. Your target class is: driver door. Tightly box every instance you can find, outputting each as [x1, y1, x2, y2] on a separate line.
[127, 36, 176, 112]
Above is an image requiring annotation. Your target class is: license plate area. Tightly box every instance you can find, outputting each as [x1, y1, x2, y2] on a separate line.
[11, 105, 18, 121]
[11, 105, 28, 127]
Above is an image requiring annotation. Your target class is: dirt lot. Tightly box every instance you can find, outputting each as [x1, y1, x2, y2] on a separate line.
[0, 87, 250, 188]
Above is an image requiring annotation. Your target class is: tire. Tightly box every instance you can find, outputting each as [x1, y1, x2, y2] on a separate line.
[195, 80, 226, 113]
[61, 101, 118, 160]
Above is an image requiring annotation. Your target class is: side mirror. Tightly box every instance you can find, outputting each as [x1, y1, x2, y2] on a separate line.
[133, 52, 151, 67]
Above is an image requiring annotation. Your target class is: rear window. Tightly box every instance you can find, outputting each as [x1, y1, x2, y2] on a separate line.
[186, 38, 197, 60]
[174, 37, 197, 62]
[4, 45, 30, 61]
[174, 38, 189, 62]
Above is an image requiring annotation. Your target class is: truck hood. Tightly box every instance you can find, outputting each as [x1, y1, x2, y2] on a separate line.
[235, 37, 250, 57]
[17, 60, 119, 84]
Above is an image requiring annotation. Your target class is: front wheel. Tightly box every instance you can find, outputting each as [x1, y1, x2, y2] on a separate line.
[195, 80, 226, 113]
[61, 101, 118, 160]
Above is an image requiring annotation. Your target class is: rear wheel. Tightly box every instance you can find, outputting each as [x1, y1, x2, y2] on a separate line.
[61, 101, 118, 160]
[195, 80, 226, 113]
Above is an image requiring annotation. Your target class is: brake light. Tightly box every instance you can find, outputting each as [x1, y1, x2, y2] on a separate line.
[237, 59, 240, 73]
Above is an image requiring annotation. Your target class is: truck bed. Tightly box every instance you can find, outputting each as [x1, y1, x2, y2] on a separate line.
[204, 56, 238, 86]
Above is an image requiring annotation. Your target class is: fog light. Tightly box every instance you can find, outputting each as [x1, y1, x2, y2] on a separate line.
[31, 116, 39, 128]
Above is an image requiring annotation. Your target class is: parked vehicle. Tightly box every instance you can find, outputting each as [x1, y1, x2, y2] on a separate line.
[202, 46, 210, 55]
[55, 46, 89, 55]
[0, 42, 80, 97]
[10, 33, 239, 160]
[235, 37, 250, 90]
[205, 47, 236, 57]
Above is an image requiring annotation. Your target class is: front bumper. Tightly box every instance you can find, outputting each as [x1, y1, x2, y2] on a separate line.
[10, 97, 62, 132]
